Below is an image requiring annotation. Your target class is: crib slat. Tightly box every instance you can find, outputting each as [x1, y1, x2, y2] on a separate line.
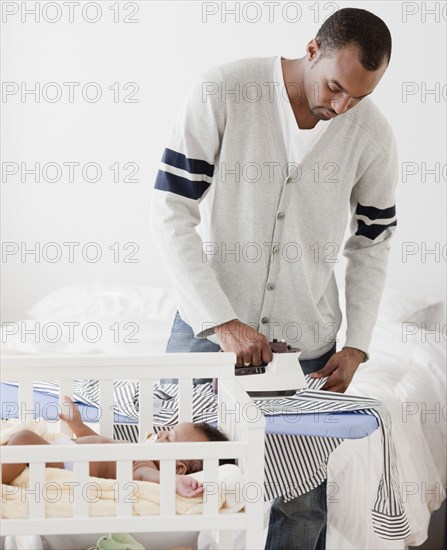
[202, 458, 219, 516]
[28, 462, 45, 520]
[59, 381, 73, 437]
[159, 459, 176, 516]
[99, 379, 114, 438]
[217, 530, 234, 550]
[116, 460, 133, 517]
[138, 379, 154, 442]
[73, 461, 90, 517]
[18, 381, 34, 423]
[178, 378, 193, 423]
[2, 514, 248, 536]
[217, 381, 225, 429]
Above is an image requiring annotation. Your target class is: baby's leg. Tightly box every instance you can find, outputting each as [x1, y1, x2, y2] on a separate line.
[2, 430, 64, 484]
[74, 435, 125, 478]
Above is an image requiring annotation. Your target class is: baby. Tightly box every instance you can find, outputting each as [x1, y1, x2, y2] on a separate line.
[2, 396, 231, 498]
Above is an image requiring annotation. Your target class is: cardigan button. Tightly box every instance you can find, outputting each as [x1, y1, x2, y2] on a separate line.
[272, 245, 279, 254]
[277, 212, 285, 220]
[284, 175, 293, 184]
[267, 283, 275, 291]
[261, 317, 269, 325]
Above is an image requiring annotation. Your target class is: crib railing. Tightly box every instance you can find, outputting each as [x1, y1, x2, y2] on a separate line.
[1, 353, 266, 549]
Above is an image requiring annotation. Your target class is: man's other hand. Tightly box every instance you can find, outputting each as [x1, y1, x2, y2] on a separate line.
[214, 319, 272, 367]
[309, 347, 366, 392]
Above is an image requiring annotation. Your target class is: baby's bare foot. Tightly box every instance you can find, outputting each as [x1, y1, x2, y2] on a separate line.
[58, 396, 84, 431]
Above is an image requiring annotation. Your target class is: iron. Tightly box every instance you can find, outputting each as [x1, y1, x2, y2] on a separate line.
[235, 339, 308, 398]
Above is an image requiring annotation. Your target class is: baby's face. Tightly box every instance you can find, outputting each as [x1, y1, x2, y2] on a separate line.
[148, 423, 208, 475]
[156, 422, 208, 443]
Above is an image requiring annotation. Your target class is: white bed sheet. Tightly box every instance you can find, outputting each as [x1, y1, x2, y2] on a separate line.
[327, 317, 446, 549]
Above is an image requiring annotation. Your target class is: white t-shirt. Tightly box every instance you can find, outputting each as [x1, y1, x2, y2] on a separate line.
[274, 56, 332, 165]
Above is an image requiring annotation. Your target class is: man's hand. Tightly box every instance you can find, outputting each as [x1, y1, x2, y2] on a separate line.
[175, 475, 203, 498]
[309, 347, 366, 392]
[214, 319, 272, 367]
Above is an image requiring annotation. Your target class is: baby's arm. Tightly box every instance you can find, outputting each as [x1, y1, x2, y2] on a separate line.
[133, 461, 160, 483]
[133, 462, 203, 497]
[58, 396, 98, 438]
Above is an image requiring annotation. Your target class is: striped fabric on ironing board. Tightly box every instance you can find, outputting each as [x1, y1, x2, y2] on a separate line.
[254, 377, 411, 540]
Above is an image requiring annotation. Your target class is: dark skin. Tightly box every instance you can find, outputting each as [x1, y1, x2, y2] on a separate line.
[215, 40, 389, 392]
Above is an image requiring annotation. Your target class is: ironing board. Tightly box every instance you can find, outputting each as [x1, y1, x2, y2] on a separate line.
[0, 382, 378, 440]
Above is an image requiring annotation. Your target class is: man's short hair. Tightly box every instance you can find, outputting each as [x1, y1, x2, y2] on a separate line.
[316, 7, 392, 70]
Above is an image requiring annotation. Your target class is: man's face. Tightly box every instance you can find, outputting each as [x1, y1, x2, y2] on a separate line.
[303, 41, 388, 121]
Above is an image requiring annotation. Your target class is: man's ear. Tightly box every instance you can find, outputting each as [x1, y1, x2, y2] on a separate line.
[307, 38, 321, 62]
[176, 461, 188, 475]
[306, 38, 321, 69]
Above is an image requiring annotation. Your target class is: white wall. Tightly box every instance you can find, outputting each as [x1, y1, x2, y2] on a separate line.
[2, 0, 446, 321]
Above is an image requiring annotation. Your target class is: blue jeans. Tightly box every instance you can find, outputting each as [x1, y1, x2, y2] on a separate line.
[165, 310, 336, 549]
[164, 310, 221, 383]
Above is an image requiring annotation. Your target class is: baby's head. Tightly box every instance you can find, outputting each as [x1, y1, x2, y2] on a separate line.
[154, 422, 235, 474]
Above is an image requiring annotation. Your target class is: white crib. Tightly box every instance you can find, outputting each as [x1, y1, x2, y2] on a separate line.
[0, 353, 266, 549]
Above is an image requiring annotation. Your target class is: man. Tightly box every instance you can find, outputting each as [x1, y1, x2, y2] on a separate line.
[150, 7, 397, 549]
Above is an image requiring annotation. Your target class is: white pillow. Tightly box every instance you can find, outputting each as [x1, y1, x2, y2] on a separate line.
[190, 463, 247, 512]
[1, 317, 174, 355]
[378, 288, 445, 328]
[337, 285, 445, 328]
[26, 283, 178, 322]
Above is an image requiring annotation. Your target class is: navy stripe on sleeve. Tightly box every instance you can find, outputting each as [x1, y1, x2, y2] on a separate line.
[154, 169, 211, 200]
[162, 148, 214, 178]
[355, 219, 397, 240]
[356, 203, 396, 221]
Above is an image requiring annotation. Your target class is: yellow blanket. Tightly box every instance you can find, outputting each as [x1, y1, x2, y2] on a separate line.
[1, 419, 245, 518]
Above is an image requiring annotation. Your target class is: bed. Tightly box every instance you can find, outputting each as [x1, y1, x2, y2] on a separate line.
[326, 304, 446, 549]
[1, 353, 266, 550]
[1, 283, 446, 549]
